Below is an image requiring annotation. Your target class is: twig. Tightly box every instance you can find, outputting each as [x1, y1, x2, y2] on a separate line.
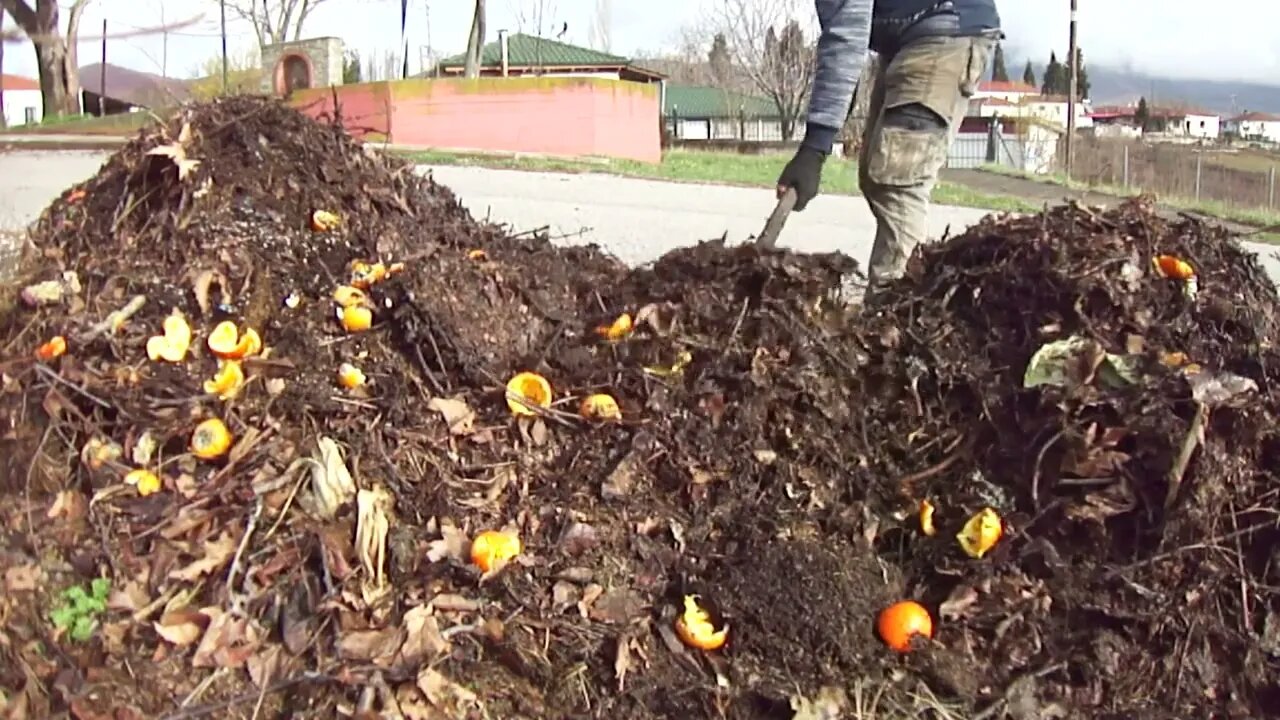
[893, 433, 970, 497]
[1164, 401, 1208, 511]
[33, 363, 117, 412]
[724, 297, 750, 349]
[74, 294, 146, 344]
[1030, 429, 1066, 511]
[225, 500, 264, 613]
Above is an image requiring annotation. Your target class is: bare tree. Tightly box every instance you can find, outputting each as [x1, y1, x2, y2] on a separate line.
[463, 0, 484, 78]
[0, 0, 93, 117]
[221, 0, 332, 48]
[702, 0, 816, 140]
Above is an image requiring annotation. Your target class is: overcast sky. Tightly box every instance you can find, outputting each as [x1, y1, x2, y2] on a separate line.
[2, 0, 1278, 87]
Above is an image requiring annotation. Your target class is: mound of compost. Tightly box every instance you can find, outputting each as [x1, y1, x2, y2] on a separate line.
[1, 96, 1277, 720]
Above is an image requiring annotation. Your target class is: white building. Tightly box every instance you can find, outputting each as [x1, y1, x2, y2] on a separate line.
[967, 92, 1092, 132]
[1, 73, 42, 126]
[1225, 112, 1280, 144]
[973, 80, 1038, 104]
[1148, 107, 1221, 140]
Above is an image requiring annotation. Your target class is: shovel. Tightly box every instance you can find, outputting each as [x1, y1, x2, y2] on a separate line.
[755, 187, 797, 250]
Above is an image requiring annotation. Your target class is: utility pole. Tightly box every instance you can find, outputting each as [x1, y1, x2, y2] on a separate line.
[99, 19, 107, 116]
[1065, 0, 1078, 180]
[220, 0, 229, 92]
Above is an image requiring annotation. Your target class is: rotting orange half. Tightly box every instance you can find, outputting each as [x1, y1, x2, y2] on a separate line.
[36, 336, 67, 361]
[203, 360, 245, 400]
[675, 595, 728, 651]
[207, 321, 261, 360]
[191, 418, 233, 460]
[595, 313, 634, 341]
[505, 372, 552, 416]
[470, 530, 522, 572]
[580, 393, 622, 421]
[877, 600, 933, 653]
[340, 305, 374, 333]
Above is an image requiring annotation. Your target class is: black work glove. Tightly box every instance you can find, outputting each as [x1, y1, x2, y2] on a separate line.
[776, 146, 826, 211]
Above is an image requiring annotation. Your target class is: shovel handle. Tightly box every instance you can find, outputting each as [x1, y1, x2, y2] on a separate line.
[756, 187, 798, 249]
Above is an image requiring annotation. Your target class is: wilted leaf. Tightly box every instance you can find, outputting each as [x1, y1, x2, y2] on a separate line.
[1023, 336, 1106, 390]
[614, 634, 634, 692]
[154, 608, 209, 646]
[1188, 370, 1258, 406]
[47, 490, 88, 521]
[355, 486, 394, 604]
[431, 593, 480, 613]
[428, 397, 476, 435]
[603, 451, 642, 500]
[339, 626, 405, 665]
[1065, 479, 1138, 523]
[552, 581, 579, 614]
[246, 645, 284, 688]
[399, 605, 451, 664]
[311, 436, 356, 520]
[169, 531, 236, 582]
[417, 668, 481, 713]
[588, 588, 647, 624]
[191, 269, 230, 317]
[192, 609, 261, 668]
[938, 585, 980, 620]
[107, 579, 150, 612]
[558, 521, 600, 557]
[132, 431, 159, 466]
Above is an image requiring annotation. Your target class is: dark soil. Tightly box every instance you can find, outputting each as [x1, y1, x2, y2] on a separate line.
[1, 96, 1279, 720]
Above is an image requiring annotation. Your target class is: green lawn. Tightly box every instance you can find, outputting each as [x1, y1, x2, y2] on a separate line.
[400, 148, 1040, 215]
[6, 112, 151, 136]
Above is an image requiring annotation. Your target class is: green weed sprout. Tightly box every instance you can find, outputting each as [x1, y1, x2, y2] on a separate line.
[48, 577, 111, 642]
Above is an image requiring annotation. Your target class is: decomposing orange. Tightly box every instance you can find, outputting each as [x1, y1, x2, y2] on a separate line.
[203, 360, 245, 400]
[877, 600, 933, 652]
[146, 311, 192, 363]
[207, 321, 261, 360]
[595, 313, 634, 341]
[311, 209, 341, 232]
[675, 595, 729, 651]
[191, 418, 233, 460]
[470, 530, 522, 572]
[579, 393, 622, 421]
[36, 336, 67, 361]
[340, 305, 374, 333]
[1153, 255, 1195, 280]
[337, 362, 366, 389]
[505, 372, 552, 416]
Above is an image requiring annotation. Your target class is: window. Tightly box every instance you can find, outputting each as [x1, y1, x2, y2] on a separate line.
[24, 107, 36, 124]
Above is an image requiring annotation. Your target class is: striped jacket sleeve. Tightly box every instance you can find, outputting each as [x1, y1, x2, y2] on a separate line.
[804, 0, 873, 144]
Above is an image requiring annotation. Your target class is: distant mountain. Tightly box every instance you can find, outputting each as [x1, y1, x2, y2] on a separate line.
[1009, 56, 1280, 115]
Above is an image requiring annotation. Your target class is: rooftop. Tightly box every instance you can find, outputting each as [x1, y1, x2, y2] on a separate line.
[437, 33, 662, 82]
[0, 73, 39, 91]
[664, 85, 780, 119]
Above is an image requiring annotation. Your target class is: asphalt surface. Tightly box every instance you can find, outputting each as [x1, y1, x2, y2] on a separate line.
[2, 149, 1278, 282]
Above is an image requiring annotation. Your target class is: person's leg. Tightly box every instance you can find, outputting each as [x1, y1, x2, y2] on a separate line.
[860, 34, 995, 290]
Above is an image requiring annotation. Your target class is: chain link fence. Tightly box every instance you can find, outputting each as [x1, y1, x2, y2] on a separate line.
[1063, 138, 1279, 215]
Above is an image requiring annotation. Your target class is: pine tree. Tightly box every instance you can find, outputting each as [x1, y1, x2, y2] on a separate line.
[1135, 96, 1150, 130]
[1022, 59, 1036, 87]
[990, 44, 1009, 82]
[1042, 51, 1063, 96]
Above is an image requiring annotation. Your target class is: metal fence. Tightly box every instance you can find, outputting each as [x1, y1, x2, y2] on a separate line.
[1065, 139, 1279, 213]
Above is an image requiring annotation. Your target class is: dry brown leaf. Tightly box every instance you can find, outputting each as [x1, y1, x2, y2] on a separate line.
[107, 579, 150, 612]
[246, 645, 284, 688]
[192, 609, 261, 668]
[428, 396, 476, 435]
[191, 269, 230, 317]
[417, 667, 481, 713]
[614, 634, 634, 693]
[578, 583, 604, 619]
[47, 490, 88, 520]
[399, 605, 451, 665]
[338, 626, 406, 666]
[939, 585, 981, 620]
[169, 531, 237, 582]
[431, 593, 480, 613]
[154, 608, 209, 646]
[4, 564, 42, 593]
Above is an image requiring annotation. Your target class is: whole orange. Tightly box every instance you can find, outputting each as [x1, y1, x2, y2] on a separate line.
[877, 600, 933, 652]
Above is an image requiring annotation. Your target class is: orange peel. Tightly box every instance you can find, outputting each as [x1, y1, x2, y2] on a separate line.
[125, 469, 162, 497]
[337, 362, 367, 389]
[203, 360, 245, 400]
[595, 313, 634, 341]
[207, 321, 261, 360]
[505, 372, 552, 416]
[919, 499, 937, 537]
[146, 310, 192, 363]
[339, 305, 374, 333]
[36, 336, 67, 361]
[470, 530, 522, 572]
[957, 507, 1003, 559]
[1153, 254, 1195, 280]
[467, 249, 488, 261]
[191, 418, 233, 460]
[349, 260, 402, 289]
[579, 393, 622, 421]
[332, 285, 368, 308]
[675, 595, 728, 651]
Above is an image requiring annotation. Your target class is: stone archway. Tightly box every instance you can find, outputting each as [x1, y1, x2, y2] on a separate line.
[276, 53, 313, 96]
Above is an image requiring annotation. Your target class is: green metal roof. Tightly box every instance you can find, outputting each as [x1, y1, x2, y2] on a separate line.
[439, 33, 631, 69]
[663, 85, 781, 119]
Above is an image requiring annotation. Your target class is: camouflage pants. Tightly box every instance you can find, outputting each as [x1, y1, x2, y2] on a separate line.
[859, 33, 996, 288]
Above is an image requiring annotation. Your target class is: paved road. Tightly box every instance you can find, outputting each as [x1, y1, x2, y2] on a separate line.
[2, 150, 1278, 281]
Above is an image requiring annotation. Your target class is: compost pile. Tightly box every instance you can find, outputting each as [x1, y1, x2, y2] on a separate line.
[1, 97, 1278, 720]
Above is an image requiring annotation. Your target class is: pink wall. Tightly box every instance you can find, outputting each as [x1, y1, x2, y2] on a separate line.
[293, 77, 660, 163]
